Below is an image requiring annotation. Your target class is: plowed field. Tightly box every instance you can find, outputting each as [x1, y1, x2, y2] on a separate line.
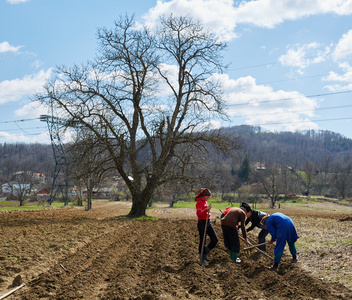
[0, 201, 351, 299]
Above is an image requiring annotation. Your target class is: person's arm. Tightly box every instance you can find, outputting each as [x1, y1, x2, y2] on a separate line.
[239, 214, 248, 243]
[266, 221, 276, 242]
[246, 222, 255, 232]
[196, 200, 208, 219]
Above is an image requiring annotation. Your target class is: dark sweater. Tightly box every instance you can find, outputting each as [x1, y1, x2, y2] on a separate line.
[245, 210, 269, 232]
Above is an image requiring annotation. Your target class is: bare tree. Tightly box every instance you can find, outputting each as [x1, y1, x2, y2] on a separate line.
[35, 15, 240, 217]
[66, 133, 114, 210]
[11, 171, 32, 206]
[331, 158, 352, 199]
[256, 163, 282, 208]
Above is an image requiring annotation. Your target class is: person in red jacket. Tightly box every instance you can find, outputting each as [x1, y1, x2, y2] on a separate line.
[195, 188, 218, 265]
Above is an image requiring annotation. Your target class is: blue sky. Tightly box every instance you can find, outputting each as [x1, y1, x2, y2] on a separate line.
[1, 0, 352, 144]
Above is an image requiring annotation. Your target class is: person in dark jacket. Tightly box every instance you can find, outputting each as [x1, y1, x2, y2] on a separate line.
[221, 207, 248, 263]
[195, 188, 218, 266]
[261, 212, 299, 271]
[241, 202, 269, 252]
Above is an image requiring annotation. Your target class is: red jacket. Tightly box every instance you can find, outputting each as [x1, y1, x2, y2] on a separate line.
[222, 207, 231, 215]
[196, 197, 210, 221]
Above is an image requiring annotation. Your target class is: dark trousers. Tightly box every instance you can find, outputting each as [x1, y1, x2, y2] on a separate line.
[221, 225, 240, 253]
[258, 228, 269, 251]
[197, 220, 218, 254]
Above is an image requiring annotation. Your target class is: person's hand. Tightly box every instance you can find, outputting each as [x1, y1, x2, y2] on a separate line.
[207, 204, 212, 211]
[268, 240, 274, 244]
[244, 238, 249, 244]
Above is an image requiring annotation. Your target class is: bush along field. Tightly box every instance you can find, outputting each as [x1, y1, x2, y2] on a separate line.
[0, 199, 351, 299]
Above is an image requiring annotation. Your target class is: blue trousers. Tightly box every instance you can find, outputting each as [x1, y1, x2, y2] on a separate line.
[274, 239, 297, 264]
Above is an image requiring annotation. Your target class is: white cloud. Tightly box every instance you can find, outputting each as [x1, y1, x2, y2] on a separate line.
[214, 73, 319, 131]
[323, 62, 352, 91]
[0, 131, 50, 144]
[233, 0, 352, 28]
[279, 42, 330, 69]
[332, 29, 352, 61]
[0, 69, 52, 104]
[142, 0, 238, 41]
[15, 101, 49, 119]
[142, 0, 352, 40]
[0, 41, 22, 53]
[6, 0, 30, 4]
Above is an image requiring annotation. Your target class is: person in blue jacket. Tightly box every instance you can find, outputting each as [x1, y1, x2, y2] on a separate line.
[261, 212, 298, 271]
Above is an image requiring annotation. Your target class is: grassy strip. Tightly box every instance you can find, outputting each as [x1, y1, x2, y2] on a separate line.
[0, 202, 75, 211]
[170, 200, 272, 212]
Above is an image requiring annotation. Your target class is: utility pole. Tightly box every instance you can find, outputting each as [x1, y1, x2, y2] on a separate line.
[40, 114, 78, 205]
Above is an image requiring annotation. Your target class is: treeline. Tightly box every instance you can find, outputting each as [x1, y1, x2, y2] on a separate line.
[0, 143, 54, 181]
[1, 126, 352, 179]
[231, 125, 352, 165]
[1, 126, 352, 202]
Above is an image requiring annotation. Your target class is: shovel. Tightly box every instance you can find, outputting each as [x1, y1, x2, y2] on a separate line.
[199, 210, 210, 267]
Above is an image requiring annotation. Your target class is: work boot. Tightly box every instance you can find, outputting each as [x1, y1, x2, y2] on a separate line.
[203, 245, 210, 261]
[267, 265, 278, 272]
[199, 254, 208, 267]
[268, 262, 279, 272]
[230, 251, 240, 263]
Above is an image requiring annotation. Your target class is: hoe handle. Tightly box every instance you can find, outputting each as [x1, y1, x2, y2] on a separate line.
[244, 241, 269, 251]
[200, 210, 210, 264]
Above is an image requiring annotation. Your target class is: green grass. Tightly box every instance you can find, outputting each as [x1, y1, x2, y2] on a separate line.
[171, 199, 271, 212]
[0, 202, 76, 211]
[172, 200, 240, 210]
[117, 215, 156, 221]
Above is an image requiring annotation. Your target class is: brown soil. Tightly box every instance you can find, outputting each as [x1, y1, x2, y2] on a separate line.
[0, 201, 351, 299]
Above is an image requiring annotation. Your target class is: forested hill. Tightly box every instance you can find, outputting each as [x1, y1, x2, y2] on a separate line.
[1, 126, 352, 178]
[227, 125, 352, 165]
[0, 143, 54, 179]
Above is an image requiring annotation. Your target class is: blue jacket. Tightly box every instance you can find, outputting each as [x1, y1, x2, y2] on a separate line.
[266, 212, 299, 242]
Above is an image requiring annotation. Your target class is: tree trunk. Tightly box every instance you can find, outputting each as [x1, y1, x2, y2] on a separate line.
[86, 189, 92, 211]
[128, 194, 150, 217]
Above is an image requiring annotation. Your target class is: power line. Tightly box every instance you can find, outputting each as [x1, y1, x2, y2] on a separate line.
[227, 49, 352, 72]
[232, 104, 352, 119]
[257, 71, 347, 87]
[241, 116, 352, 127]
[226, 89, 352, 107]
[0, 118, 39, 124]
[0, 126, 47, 132]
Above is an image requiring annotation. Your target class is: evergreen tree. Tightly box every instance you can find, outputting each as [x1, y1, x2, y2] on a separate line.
[239, 154, 251, 183]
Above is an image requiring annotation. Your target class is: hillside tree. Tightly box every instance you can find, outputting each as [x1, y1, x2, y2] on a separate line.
[256, 163, 282, 208]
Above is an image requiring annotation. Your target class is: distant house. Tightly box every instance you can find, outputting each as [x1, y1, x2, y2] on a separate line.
[37, 188, 50, 197]
[1, 182, 31, 196]
[254, 162, 266, 170]
[1, 183, 12, 194]
[33, 173, 46, 183]
[12, 183, 31, 196]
